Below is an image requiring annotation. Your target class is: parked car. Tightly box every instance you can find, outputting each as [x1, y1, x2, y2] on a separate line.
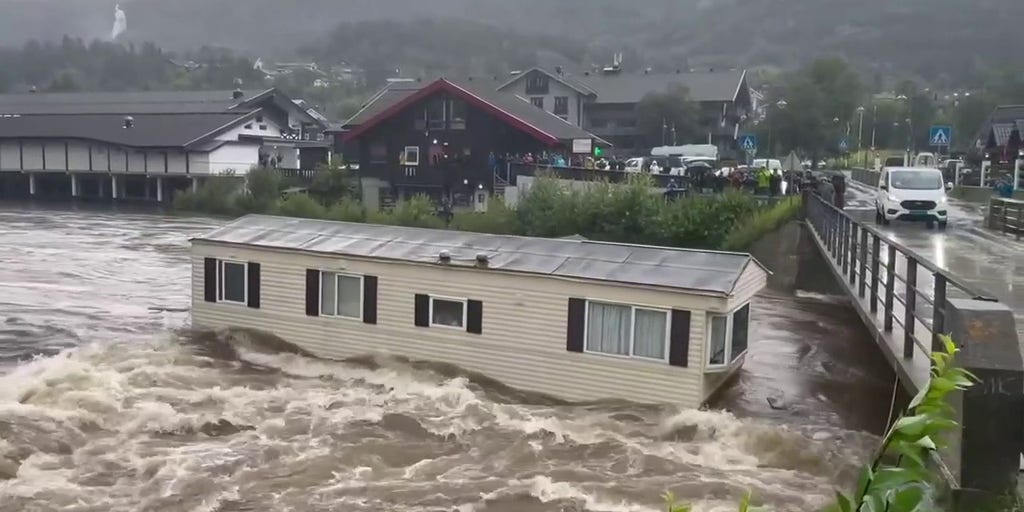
[875, 167, 951, 229]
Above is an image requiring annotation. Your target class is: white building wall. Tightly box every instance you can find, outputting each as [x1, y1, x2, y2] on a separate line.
[214, 116, 285, 142]
[127, 151, 146, 173]
[91, 145, 110, 171]
[188, 152, 210, 174]
[21, 142, 43, 170]
[68, 142, 91, 171]
[109, 147, 127, 172]
[168, 151, 187, 174]
[208, 143, 259, 175]
[505, 72, 584, 127]
[191, 243, 733, 406]
[0, 141, 19, 170]
[43, 143, 66, 170]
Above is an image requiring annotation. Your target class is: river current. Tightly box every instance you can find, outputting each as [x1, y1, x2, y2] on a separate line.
[0, 205, 893, 512]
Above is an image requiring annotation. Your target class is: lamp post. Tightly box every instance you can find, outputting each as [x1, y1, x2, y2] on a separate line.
[767, 99, 787, 159]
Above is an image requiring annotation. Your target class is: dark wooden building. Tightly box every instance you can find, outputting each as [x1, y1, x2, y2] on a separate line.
[336, 78, 607, 208]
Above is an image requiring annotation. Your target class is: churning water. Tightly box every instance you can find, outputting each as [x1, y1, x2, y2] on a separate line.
[0, 205, 891, 512]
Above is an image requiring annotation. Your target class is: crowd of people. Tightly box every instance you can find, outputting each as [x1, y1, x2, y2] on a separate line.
[490, 152, 629, 171]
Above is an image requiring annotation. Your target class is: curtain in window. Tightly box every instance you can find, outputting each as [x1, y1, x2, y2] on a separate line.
[586, 302, 631, 355]
[731, 304, 750, 362]
[222, 262, 246, 303]
[338, 275, 362, 318]
[709, 315, 728, 365]
[320, 272, 337, 315]
[633, 309, 667, 359]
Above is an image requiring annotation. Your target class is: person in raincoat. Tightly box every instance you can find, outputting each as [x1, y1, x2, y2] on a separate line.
[755, 166, 770, 195]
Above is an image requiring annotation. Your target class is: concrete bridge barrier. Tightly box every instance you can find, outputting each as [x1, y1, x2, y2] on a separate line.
[801, 188, 1023, 508]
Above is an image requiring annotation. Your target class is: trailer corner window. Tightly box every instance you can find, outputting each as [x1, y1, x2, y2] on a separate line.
[706, 303, 751, 368]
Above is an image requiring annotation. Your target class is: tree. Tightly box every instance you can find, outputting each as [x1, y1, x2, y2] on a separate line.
[635, 85, 700, 148]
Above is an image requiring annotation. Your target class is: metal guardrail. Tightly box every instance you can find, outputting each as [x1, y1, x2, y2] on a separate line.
[987, 197, 1024, 239]
[805, 191, 997, 367]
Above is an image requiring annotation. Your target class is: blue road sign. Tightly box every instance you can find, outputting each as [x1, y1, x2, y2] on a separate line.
[739, 134, 758, 152]
[838, 136, 850, 151]
[929, 125, 952, 146]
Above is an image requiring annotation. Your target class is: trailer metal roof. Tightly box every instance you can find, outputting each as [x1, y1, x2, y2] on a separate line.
[193, 215, 766, 296]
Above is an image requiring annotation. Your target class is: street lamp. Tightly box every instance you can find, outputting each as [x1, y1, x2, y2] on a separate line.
[856, 106, 865, 151]
[767, 99, 787, 158]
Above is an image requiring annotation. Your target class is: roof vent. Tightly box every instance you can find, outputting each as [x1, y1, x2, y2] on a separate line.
[439, 250, 452, 262]
[29, 85, 37, 93]
[232, 88, 244, 100]
[123, 116, 134, 129]
[475, 253, 489, 265]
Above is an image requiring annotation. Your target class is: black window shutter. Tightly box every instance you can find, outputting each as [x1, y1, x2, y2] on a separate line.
[466, 300, 483, 334]
[203, 258, 217, 303]
[305, 269, 320, 317]
[566, 298, 586, 353]
[247, 262, 261, 309]
[669, 309, 692, 367]
[414, 294, 430, 327]
[363, 275, 378, 324]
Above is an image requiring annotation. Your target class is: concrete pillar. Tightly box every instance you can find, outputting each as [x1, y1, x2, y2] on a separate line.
[144, 178, 151, 200]
[70, 174, 79, 197]
[942, 298, 1023, 510]
[156, 177, 164, 202]
[111, 174, 118, 199]
[981, 160, 990, 188]
[28, 173, 36, 196]
[1015, 158, 1023, 191]
[191, 177, 199, 193]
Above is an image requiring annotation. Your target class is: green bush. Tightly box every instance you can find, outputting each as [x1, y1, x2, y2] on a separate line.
[277, 193, 328, 219]
[309, 161, 359, 205]
[326, 197, 367, 222]
[368, 195, 445, 229]
[236, 166, 284, 214]
[450, 197, 522, 235]
[720, 196, 802, 252]
[173, 176, 243, 216]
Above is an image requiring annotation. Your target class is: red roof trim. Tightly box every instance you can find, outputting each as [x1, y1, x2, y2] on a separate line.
[341, 79, 560, 146]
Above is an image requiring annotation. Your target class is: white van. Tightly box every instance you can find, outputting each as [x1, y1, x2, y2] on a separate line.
[875, 167, 950, 229]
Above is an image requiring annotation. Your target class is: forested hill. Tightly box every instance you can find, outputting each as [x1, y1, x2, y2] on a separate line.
[0, 0, 1019, 88]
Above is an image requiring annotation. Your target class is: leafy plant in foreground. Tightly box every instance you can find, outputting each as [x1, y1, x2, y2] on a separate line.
[664, 336, 975, 512]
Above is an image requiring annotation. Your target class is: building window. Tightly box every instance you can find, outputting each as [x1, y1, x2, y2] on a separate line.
[530, 97, 545, 109]
[585, 301, 669, 361]
[619, 118, 637, 128]
[526, 74, 550, 95]
[707, 303, 751, 368]
[448, 99, 467, 130]
[426, 99, 446, 130]
[218, 260, 247, 305]
[430, 296, 466, 329]
[320, 272, 363, 319]
[402, 146, 420, 166]
[554, 96, 569, 116]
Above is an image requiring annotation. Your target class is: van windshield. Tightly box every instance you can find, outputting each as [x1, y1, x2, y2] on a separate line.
[890, 171, 942, 190]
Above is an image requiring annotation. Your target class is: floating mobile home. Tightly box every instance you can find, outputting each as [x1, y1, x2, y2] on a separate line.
[190, 215, 767, 406]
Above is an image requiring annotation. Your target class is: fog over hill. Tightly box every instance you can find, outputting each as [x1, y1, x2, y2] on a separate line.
[0, 0, 1018, 86]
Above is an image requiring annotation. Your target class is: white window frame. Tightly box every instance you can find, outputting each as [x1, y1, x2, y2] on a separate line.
[403, 146, 420, 166]
[706, 301, 751, 370]
[429, 295, 467, 330]
[217, 259, 248, 306]
[582, 299, 671, 363]
[320, 271, 364, 320]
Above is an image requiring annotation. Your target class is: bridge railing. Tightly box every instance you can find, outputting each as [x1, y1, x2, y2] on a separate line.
[986, 197, 1024, 238]
[804, 191, 997, 386]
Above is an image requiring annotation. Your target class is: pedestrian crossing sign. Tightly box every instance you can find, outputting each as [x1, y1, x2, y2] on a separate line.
[739, 134, 757, 151]
[929, 125, 952, 146]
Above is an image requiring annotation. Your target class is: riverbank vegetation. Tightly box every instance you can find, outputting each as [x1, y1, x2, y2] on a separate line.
[174, 167, 801, 251]
[667, 337, 978, 512]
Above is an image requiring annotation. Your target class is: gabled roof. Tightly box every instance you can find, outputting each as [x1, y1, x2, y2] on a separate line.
[341, 81, 424, 128]
[0, 111, 259, 149]
[574, 69, 748, 104]
[340, 78, 608, 146]
[977, 105, 1024, 147]
[194, 214, 766, 296]
[497, 67, 597, 96]
[0, 89, 272, 115]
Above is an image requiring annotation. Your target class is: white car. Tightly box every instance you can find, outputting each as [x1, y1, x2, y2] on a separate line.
[875, 167, 950, 229]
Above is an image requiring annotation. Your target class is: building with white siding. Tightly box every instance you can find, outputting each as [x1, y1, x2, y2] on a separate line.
[190, 215, 767, 406]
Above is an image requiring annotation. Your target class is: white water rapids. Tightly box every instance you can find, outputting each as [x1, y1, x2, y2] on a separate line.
[0, 205, 888, 512]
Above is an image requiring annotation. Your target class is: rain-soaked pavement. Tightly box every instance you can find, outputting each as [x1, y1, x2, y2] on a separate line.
[0, 202, 894, 512]
[844, 180, 1024, 338]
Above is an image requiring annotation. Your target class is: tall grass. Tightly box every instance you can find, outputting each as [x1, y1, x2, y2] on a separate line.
[720, 196, 802, 252]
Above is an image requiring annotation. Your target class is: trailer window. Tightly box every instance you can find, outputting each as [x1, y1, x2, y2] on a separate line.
[320, 272, 363, 319]
[707, 303, 752, 368]
[585, 301, 669, 361]
[430, 297, 466, 328]
[218, 260, 247, 304]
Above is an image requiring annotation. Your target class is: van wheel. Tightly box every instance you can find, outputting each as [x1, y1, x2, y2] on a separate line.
[926, 220, 935, 229]
[875, 209, 884, 225]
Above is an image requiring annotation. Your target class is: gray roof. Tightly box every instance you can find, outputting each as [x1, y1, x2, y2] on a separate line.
[343, 83, 421, 127]
[0, 112, 255, 148]
[0, 89, 272, 115]
[193, 215, 764, 296]
[573, 70, 747, 104]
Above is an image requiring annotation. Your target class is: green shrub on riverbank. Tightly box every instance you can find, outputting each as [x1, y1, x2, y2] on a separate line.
[175, 172, 788, 251]
[720, 196, 802, 252]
